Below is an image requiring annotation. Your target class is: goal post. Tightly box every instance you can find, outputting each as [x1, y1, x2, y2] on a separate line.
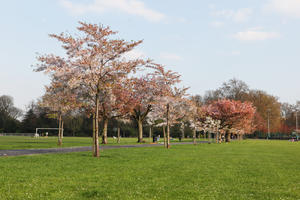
[35, 128, 64, 137]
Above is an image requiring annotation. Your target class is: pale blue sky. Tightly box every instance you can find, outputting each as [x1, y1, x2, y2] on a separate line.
[1, 0, 300, 110]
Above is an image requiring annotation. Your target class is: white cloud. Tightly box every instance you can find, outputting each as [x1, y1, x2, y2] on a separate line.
[160, 52, 182, 61]
[264, 0, 300, 18]
[59, 0, 165, 22]
[233, 29, 280, 41]
[211, 8, 252, 23]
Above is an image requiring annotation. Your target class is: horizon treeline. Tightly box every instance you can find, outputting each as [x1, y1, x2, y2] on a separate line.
[1, 78, 298, 138]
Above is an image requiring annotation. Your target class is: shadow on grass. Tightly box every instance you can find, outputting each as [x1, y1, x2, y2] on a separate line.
[75, 152, 115, 159]
[14, 141, 49, 144]
[81, 190, 108, 199]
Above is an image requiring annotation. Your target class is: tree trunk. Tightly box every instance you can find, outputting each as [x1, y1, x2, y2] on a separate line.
[137, 118, 143, 143]
[167, 124, 170, 149]
[92, 113, 95, 155]
[218, 133, 222, 143]
[117, 127, 120, 144]
[58, 114, 62, 146]
[93, 94, 100, 157]
[166, 104, 170, 149]
[181, 126, 185, 140]
[163, 126, 167, 148]
[149, 126, 152, 143]
[61, 120, 64, 138]
[57, 114, 60, 145]
[102, 118, 108, 144]
[225, 131, 231, 143]
[193, 129, 196, 145]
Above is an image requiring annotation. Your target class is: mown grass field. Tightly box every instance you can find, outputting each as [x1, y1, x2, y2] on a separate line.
[1, 140, 300, 199]
[0, 136, 199, 150]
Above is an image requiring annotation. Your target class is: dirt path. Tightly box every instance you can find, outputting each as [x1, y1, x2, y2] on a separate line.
[0, 141, 208, 157]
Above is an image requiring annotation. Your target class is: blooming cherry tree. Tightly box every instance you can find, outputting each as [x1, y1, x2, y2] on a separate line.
[205, 99, 255, 142]
[35, 22, 146, 157]
[40, 80, 78, 146]
[99, 80, 134, 144]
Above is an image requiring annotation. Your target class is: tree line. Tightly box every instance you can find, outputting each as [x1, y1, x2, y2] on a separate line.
[2, 78, 298, 139]
[2, 77, 297, 137]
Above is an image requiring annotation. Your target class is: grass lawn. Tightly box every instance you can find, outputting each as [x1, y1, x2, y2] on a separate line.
[1, 140, 300, 199]
[0, 136, 199, 150]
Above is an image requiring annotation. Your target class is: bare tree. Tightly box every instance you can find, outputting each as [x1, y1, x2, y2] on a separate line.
[0, 95, 22, 119]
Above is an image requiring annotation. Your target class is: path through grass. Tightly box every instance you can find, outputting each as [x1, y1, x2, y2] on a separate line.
[0, 136, 198, 150]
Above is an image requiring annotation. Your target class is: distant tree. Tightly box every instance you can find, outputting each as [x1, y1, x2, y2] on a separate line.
[0, 95, 22, 133]
[40, 80, 78, 146]
[151, 87, 189, 148]
[252, 112, 266, 133]
[190, 95, 203, 107]
[203, 89, 222, 104]
[205, 99, 255, 142]
[128, 76, 158, 143]
[218, 78, 249, 101]
[203, 79, 283, 135]
[246, 90, 281, 133]
[21, 108, 38, 133]
[98, 80, 134, 144]
[184, 100, 201, 144]
[0, 95, 22, 120]
[127, 64, 181, 143]
[20, 101, 57, 134]
[280, 102, 294, 131]
[64, 113, 84, 136]
[204, 78, 249, 103]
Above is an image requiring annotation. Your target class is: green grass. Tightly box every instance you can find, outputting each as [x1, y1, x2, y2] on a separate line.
[1, 140, 300, 199]
[0, 136, 129, 150]
[0, 136, 198, 150]
[0, 136, 92, 150]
